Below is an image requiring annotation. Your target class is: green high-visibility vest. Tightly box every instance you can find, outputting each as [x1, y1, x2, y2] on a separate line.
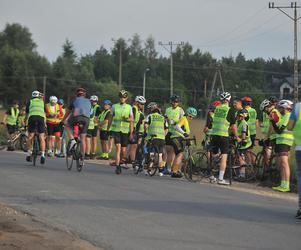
[146, 113, 165, 140]
[111, 103, 132, 133]
[133, 105, 140, 127]
[207, 113, 214, 136]
[276, 112, 294, 146]
[138, 111, 145, 134]
[6, 107, 19, 125]
[261, 112, 270, 137]
[98, 109, 110, 131]
[165, 106, 183, 134]
[293, 104, 301, 146]
[245, 107, 257, 136]
[88, 104, 100, 130]
[29, 98, 45, 118]
[270, 108, 281, 141]
[17, 114, 26, 128]
[211, 104, 230, 137]
[237, 119, 252, 149]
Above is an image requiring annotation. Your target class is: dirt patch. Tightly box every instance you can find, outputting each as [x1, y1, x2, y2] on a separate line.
[0, 204, 102, 250]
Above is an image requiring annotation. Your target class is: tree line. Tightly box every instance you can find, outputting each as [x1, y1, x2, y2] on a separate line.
[0, 23, 298, 114]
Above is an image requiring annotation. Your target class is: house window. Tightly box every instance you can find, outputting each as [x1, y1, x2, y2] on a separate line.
[283, 87, 291, 99]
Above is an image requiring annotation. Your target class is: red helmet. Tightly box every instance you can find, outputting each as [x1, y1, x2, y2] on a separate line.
[76, 87, 86, 97]
[209, 100, 221, 110]
[241, 96, 252, 102]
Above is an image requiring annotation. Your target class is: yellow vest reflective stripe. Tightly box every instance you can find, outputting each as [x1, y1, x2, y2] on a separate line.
[98, 109, 110, 131]
[211, 104, 230, 137]
[293, 104, 301, 145]
[237, 120, 252, 149]
[276, 112, 294, 146]
[111, 103, 132, 133]
[246, 107, 257, 135]
[146, 113, 165, 140]
[6, 107, 19, 125]
[270, 108, 281, 140]
[46, 103, 61, 124]
[29, 98, 45, 118]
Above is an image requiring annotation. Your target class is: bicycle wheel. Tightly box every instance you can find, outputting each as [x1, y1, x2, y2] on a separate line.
[183, 151, 206, 182]
[19, 134, 28, 152]
[32, 136, 39, 167]
[75, 142, 83, 172]
[146, 153, 158, 176]
[240, 151, 257, 182]
[255, 151, 266, 180]
[66, 140, 74, 170]
[268, 155, 280, 185]
[0, 135, 8, 150]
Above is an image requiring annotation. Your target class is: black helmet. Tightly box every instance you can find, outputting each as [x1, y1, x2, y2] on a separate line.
[170, 94, 180, 103]
[237, 108, 249, 119]
[269, 96, 278, 105]
[119, 90, 128, 98]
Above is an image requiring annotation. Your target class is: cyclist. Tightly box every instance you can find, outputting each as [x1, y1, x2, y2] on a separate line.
[235, 108, 252, 181]
[45, 96, 64, 157]
[170, 107, 197, 178]
[287, 100, 301, 218]
[242, 96, 258, 147]
[86, 95, 100, 159]
[128, 95, 146, 164]
[25, 91, 46, 164]
[17, 106, 27, 129]
[233, 98, 243, 114]
[1, 100, 20, 150]
[267, 98, 281, 148]
[211, 92, 237, 185]
[98, 99, 112, 160]
[144, 102, 168, 173]
[272, 100, 294, 192]
[108, 90, 134, 174]
[164, 95, 185, 175]
[62, 87, 91, 167]
[57, 98, 66, 157]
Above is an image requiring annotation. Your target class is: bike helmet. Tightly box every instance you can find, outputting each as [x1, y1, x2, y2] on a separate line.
[32, 90, 40, 98]
[220, 91, 231, 101]
[58, 98, 64, 105]
[278, 99, 293, 110]
[49, 96, 58, 103]
[241, 96, 252, 106]
[209, 100, 221, 110]
[269, 96, 278, 104]
[260, 99, 270, 111]
[90, 95, 98, 102]
[186, 107, 198, 117]
[103, 99, 112, 105]
[119, 90, 128, 98]
[170, 94, 180, 103]
[76, 87, 86, 97]
[135, 95, 146, 104]
[237, 108, 249, 119]
[147, 102, 159, 112]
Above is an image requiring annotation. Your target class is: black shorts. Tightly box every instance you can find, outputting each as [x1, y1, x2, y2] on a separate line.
[211, 135, 229, 154]
[6, 124, 18, 134]
[47, 123, 61, 136]
[100, 130, 109, 140]
[111, 131, 129, 147]
[250, 134, 256, 147]
[149, 139, 165, 154]
[28, 116, 45, 134]
[170, 137, 186, 155]
[275, 144, 291, 154]
[67, 115, 89, 134]
[165, 132, 173, 146]
[87, 127, 98, 137]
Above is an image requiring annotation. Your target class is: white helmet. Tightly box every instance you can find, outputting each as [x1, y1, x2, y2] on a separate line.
[32, 90, 40, 98]
[220, 91, 231, 101]
[135, 95, 146, 104]
[278, 99, 293, 110]
[90, 95, 98, 102]
[49, 96, 58, 103]
[260, 99, 270, 111]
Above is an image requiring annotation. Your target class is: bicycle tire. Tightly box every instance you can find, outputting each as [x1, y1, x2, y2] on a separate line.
[183, 151, 206, 182]
[255, 151, 266, 180]
[268, 154, 280, 185]
[238, 151, 257, 182]
[0, 135, 8, 150]
[32, 135, 39, 166]
[66, 140, 74, 170]
[75, 142, 83, 172]
[20, 134, 28, 152]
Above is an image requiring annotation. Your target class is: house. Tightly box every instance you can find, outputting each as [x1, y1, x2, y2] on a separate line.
[270, 74, 301, 100]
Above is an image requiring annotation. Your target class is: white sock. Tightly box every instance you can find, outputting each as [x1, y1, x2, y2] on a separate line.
[27, 150, 32, 156]
[219, 170, 225, 180]
[41, 151, 45, 157]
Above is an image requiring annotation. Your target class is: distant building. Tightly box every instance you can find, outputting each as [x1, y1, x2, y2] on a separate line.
[270, 74, 301, 100]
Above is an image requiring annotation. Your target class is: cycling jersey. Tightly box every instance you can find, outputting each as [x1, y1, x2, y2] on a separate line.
[165, 106, 184, 134]
[110, 103, 132, 133]
[171, 116, 190, 138]
[69, 97, 91, 118]
[276, 112, 294, 146]
[245, 106, 257, 136]
[145, 112, 167, 140]
[98, 109, 111, 131]
[269, 108, 281, 141]
[237, 119, 252, 149]
[211, 104, 230, 137]
[6, 107, 19, 126]
[45, 103, 63, 124]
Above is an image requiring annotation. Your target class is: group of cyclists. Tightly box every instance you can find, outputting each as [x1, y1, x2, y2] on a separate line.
[0, 88, 297, 186]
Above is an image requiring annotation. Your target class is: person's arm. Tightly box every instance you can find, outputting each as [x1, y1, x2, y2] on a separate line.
[227, 108, 237, 137]
[107, 105, 114, 131]
[62, 109, 71, 124]
[288, 103, 298, 131]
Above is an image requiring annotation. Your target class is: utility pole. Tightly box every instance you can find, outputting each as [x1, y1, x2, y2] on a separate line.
[159, 41, 184, 96]
[112, 39, 123, 86]
[209, 64, 224, 103]
[269, 2, 301, 102]
[43, 76, 47, 96]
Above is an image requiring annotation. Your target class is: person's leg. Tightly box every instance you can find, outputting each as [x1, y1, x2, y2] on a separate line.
[165, 145, 175, 172]
[115, 144, 121, 166]
[26, 133, 34, 153]
[92, 136, 97, 155]
[219, 153, 228, 179]
[295, 150, 301, 211]
[55, 135, 61, 155]
[171, 153, 183, 174]
[129, 144, 137, 162]
[80, 134, 87, 157]
[85, 136, 91, 156]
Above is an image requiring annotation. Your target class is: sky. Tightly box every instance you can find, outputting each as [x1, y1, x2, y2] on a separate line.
[0, 0, 299, 61]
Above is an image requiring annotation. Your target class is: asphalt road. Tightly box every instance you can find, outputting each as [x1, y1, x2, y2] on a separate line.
[0, 151, 300, 250]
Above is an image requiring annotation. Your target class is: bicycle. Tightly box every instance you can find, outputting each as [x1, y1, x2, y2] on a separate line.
[32, 128, 40, 167]
[0, 123, 28, 151]
[66, 123, 84, 172]
[255, 140, 279, 185]
[133, 136, 146, 174]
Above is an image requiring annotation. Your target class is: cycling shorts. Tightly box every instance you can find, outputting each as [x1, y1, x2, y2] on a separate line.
[170, 137, 186, 155]
[250, 134, 256, 147]
[149, 139, 165, 154]
[28, 116, 45, 134]
[111, 131, 129, 147]
[99, 130, 110, 141]
[6, 124, 18, 135]
[211, 135, 229, 154]
[165, 132, 173, 146]
[275, 144, 291, 154]
[87, 127, 98, 137]
[47, 123, 61, 137]
[67, 115, 89, 134]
